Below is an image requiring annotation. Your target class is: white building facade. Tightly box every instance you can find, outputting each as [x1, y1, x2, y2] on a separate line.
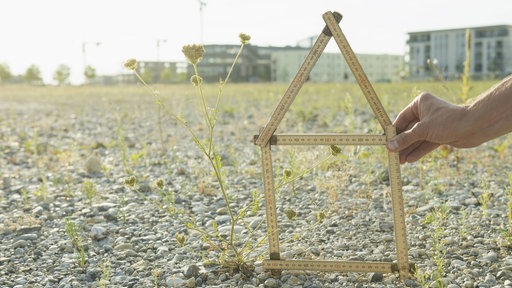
[408, 25, 512, 80]
[271, 50, 404, 83]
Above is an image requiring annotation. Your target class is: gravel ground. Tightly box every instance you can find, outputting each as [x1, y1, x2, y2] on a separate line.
[1, 87, 512, 288]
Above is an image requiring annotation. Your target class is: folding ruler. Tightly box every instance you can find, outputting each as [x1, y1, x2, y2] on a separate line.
[253, 11, 414, 281]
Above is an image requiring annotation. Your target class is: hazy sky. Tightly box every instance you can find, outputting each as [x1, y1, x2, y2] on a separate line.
[1, 0, 511, 84]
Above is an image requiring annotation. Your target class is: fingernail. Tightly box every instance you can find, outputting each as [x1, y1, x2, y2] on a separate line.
[387, 140, 398, 151]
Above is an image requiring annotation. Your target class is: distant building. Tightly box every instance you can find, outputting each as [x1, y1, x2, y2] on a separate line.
[191, 44, 260, 83]
[187, 44, 403, 83]
[407, 25, 512, 80]
[136, 61, 180, 83]
[271, 50, 404, 83]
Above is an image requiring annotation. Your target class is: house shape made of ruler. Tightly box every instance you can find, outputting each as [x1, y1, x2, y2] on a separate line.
[253, 11, 414, 282]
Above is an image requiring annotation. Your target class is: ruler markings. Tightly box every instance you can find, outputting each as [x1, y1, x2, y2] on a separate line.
[255, 13, 342, 146]
[254, 11, 412, 282]
[386, 125, 411, 280]
[322, 12, 391, 129]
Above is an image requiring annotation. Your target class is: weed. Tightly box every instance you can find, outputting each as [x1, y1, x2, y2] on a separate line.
[472, 180, 493, 219]
[460, 207, 467, 239]
[422, 203, 449, 287]
[119, 194, 127, 223]
[152, 269, 161, 287]
[34, 175, 48, 201]
[64, 217, 87, 268]
[114, 110, 133, 174]
[500, 173, 512, 246]
[20, 188, 29, 208]
[460, 29, 472, 103]
[130, 144, 147, 166]
[81, 180, 97, 206]
[489, 140, 507, 160]
[124, 34, 264, 272]
[98, 259, 111, 288]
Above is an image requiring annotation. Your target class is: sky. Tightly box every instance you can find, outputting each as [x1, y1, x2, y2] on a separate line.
[1, 0, 511, 84]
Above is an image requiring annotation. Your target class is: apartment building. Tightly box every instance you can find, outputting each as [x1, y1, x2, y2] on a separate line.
[271, 50, 404, 83]
[408, 25, 512, 80]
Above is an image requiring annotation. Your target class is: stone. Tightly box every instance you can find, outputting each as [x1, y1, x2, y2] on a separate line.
[90, 225, 108, 240]
[183, 264, 200, 279]
[84, 154, 102, 174]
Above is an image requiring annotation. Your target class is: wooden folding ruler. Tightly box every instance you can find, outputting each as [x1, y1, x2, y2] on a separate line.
[253, 11, 414, 281]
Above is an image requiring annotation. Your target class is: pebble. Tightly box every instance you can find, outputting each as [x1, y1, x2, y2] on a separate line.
[2, 94, 512, 288]
[89, 225, 108, 240]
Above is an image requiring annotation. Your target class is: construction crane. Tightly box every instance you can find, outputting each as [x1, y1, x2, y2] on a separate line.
[198, 0, 206, 43]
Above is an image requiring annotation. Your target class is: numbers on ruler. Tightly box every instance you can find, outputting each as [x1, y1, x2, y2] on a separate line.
[257, 11, 411, 281]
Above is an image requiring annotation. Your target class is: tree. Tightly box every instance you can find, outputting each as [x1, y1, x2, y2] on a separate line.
[141, 69, 153, 84]
[0, 63, 13, 83]
[84, 65, 96, 84]
[24, 64, 43, 84]
[159, 67, 174, 83]
[53, 64, 71, 85]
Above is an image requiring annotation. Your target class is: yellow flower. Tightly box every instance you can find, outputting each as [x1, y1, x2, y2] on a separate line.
[176, 232, 186, 247]
[190, 75, 203, 86]
[124, 58, 138, 71]
[182, 44, 205, 65]
[124, 175, 136, 187]
[156, 179, 164, 189]
[285, 208, 297, 220]
[330, 145, 341, 156]
[239, 33, 251, 45]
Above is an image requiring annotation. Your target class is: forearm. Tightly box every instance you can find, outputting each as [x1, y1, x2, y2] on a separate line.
[463, 75, 512, 145]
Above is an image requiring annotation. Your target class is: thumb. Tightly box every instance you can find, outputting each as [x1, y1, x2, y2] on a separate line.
[387, 122, 425, 152]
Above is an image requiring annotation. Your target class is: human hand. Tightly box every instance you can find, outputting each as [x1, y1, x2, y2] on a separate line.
[387, 92, 474, 163]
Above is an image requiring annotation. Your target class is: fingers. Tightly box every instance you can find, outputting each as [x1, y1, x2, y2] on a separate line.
[387, 121, 426, 152]
[400, 142, 440, 163]
[393, 96, 421, 133]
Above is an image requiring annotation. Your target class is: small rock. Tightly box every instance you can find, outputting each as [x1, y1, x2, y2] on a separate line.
[16, 225, 42, 235]
[115, 243, 134, 251]
[382, 235, 394, 242]
[16, 234, 38, 241]
[90, 225, 108, 240]
[12, 240, 28, 249]
[183, 264, 200, 279]
[264, 278, 278, 288]
[370, 273, 383, 282]
[84, 153, 102, 174]
[32, 206, 44, 216]
[450, 259, 466, 268]
[497, 270, 512, 279]
[166, 276, 184, 287]
[483, 251, 498, 263]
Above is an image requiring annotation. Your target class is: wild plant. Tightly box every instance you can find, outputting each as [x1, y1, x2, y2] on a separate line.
[20, 188, 29, 208]
[81, 180, 97, 206]
[472, 180, 492, 219]
[130, 143, 147, 166]
[489, 140, 507, 160]
[500, 173, 512, 245]
[276, 145, 343, 196]
[422, 203, 449, 287]
[97, 259, 111, 288]
[459, 207, 467, 239]
[460, 29, 472, 103]
[34, 174, 48, 201]
[114, 110, 132, 174]
[124, 34, 266, 273]
[151, 269, 161, 287]
[119, 194, 127, 223]
[64, 217, 87, 268]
